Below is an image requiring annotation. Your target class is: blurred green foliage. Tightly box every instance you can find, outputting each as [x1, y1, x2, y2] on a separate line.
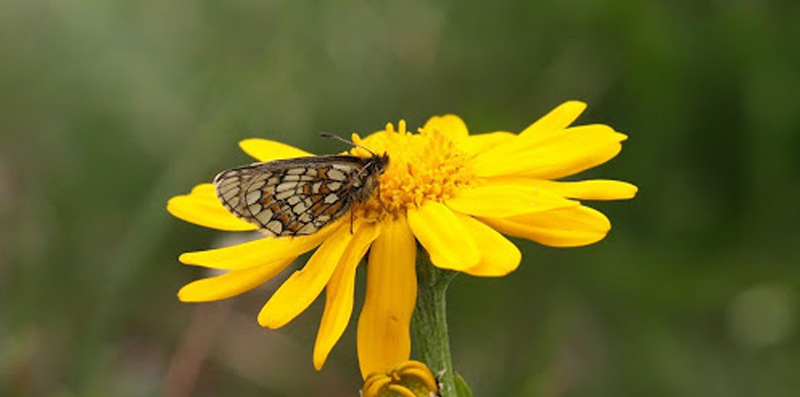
[1, 0, 799, 396]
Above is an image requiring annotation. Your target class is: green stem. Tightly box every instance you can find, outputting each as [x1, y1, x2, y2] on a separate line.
[413, 255, 458, 397]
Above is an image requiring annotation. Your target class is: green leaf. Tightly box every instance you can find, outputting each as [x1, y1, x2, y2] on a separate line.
[453, 372, 473, 397]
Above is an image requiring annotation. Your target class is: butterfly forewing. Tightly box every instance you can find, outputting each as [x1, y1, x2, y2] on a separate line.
[214, 155, 386, 237]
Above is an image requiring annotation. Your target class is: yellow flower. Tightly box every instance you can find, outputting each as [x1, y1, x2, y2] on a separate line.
[362, 360, 439, 397]
[167, 101, 637, 377]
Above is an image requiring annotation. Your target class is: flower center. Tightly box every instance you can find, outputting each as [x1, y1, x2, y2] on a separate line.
[351, 120, 473, 221]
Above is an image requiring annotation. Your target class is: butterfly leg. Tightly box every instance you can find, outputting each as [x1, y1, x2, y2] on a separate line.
[349, 208, 355, 234]
[376, 181, 390, 212]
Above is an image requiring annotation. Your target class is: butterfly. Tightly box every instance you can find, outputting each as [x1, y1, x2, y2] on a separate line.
[213, 134, 389, 237]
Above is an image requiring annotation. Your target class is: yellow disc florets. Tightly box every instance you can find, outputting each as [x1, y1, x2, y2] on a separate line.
[351, 120, 474, 221]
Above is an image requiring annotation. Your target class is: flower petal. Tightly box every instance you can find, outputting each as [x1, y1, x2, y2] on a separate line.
[473, 124, 627, 179]
[519, 101, 587, 139]
[357, 216, 416, 378]
[407, 201, 480, 271]
[480, 205, 612, 247]
[179, 219, 343, 270]
[422, 114, 468, 141]
[313, 222, 381, 370]
[526, 179, 638, 200]
[446, 183, 579, 218]
[461, 132, 515, 155]
[258, 222, 354, 329]
[469, 101, 587, 166]
[456, 214, 521, 277]
[238, 138, 312, 162]
[167, 184, 257, 231]
[177, 258, 295, 302]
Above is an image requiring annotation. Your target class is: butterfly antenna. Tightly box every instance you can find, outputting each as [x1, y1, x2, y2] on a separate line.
[320, 132, 377, 156]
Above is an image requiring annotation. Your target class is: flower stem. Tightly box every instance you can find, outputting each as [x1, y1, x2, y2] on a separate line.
[413, 255, 459, 397]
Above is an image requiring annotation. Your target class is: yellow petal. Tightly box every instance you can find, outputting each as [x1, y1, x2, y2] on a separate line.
[238, 138, 312, 162]
[526, 179, 638, 200]
[258, 222, 353, 329]
[179, 219, 343, 270]
[470, 101, 587, 165]
[177, 257, 295, 302]
[461, 132, 515, 155]
[363, 375, 392, 397]
[407, 201, 480, 271]
[456, 214, 521, 277]
[445, 183, 579, 218]
[480, 205, 612, 247]
[422, 114, 468, 141]
[313, 222, 381, 370]
[519, 101, 587, 139]
[167, 184, 257, 231]
[473, 124, 627, 179]
[357, 216, 417, 378]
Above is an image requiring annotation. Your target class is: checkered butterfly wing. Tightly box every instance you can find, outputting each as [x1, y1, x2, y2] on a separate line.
[213, 155, 382, 236]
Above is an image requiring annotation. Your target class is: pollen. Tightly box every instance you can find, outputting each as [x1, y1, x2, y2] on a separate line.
[351, 120, 474, 221]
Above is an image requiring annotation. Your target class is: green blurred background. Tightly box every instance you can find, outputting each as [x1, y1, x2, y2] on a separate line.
[2, 0, 799, 396]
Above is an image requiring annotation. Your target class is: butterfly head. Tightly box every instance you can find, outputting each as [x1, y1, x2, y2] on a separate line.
[369, 152, 390, 175]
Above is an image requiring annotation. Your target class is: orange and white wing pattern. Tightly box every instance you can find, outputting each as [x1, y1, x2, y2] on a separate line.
[213, 154, 388, 236]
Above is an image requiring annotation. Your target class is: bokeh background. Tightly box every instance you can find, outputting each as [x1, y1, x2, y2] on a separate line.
[2, 1, 799, 396]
